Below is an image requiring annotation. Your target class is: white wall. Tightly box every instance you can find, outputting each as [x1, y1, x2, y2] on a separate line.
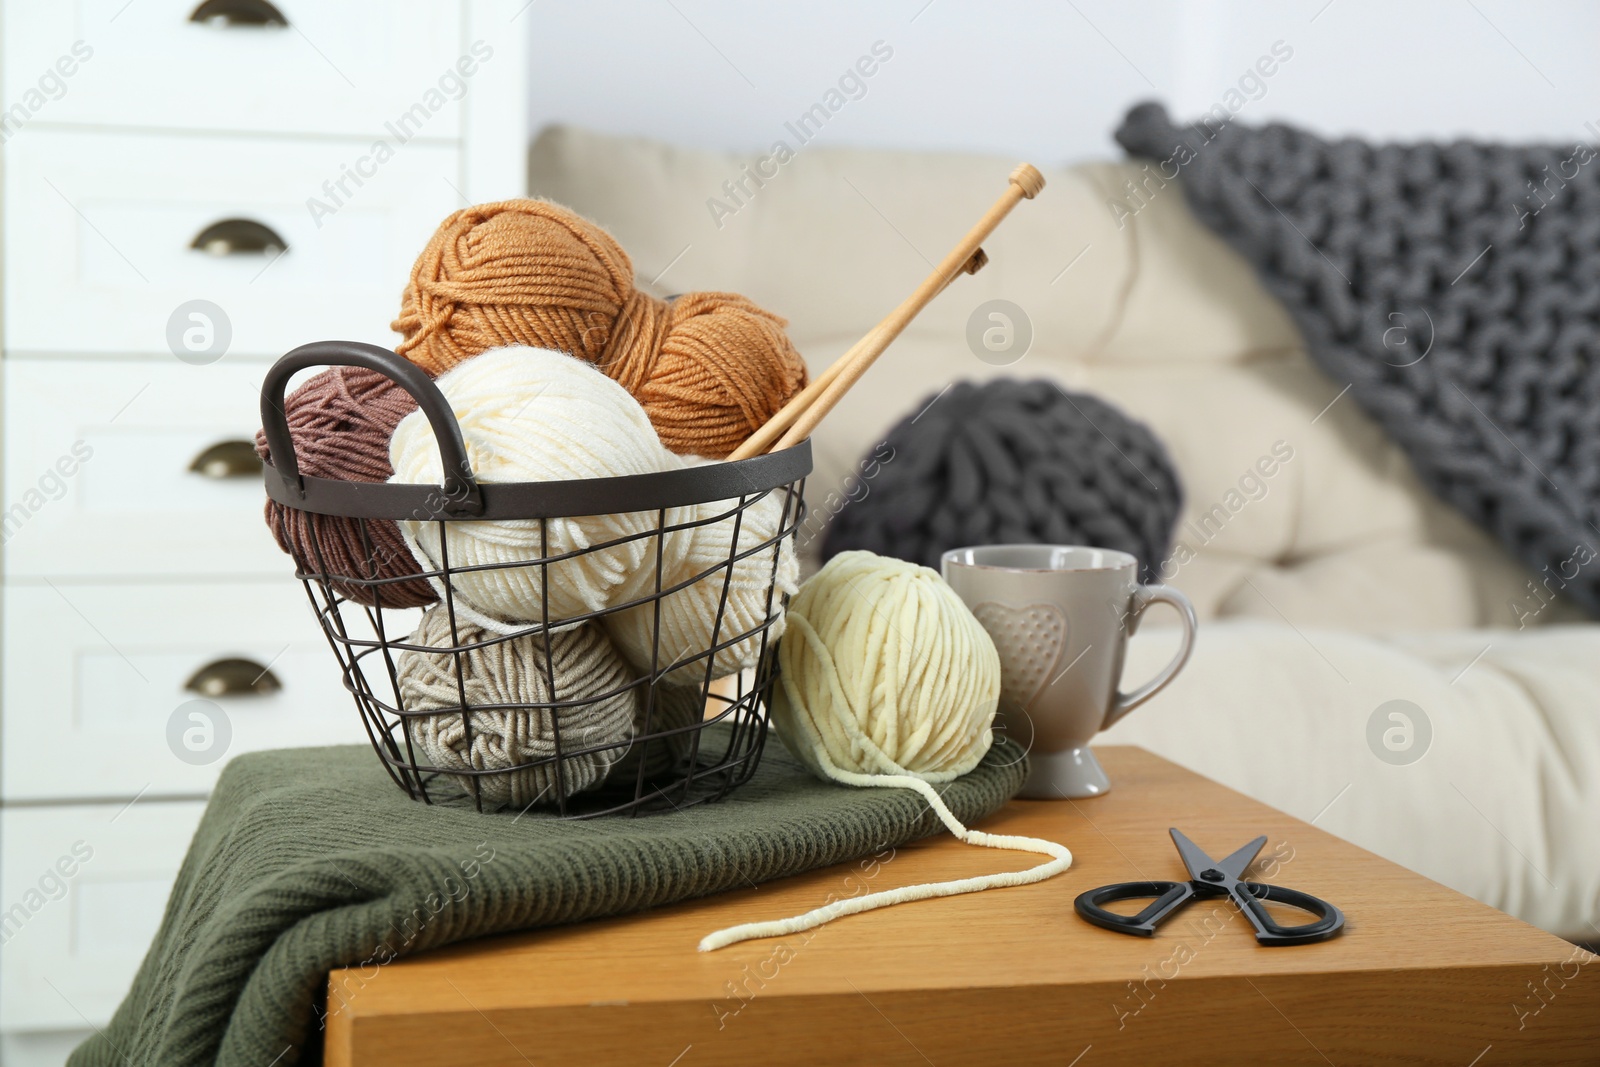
[523, 0, 1600, 165]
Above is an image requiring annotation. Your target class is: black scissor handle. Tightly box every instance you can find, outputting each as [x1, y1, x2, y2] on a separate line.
[1074, 881, 1195, 937]
[1232, 882, 1345, 945]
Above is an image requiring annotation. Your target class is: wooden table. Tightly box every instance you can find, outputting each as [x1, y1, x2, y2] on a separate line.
[324, 747, 1599, 1065]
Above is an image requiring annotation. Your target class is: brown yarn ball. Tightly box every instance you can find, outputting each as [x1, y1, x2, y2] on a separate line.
[256, 366, 437, 609]
[392, 199, 808, 459]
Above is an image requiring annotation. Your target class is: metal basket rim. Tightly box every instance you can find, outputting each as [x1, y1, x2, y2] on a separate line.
[262, 444, 811, 521]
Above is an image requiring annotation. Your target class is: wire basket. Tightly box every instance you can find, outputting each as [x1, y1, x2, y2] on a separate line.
[260, 340, 809, 817]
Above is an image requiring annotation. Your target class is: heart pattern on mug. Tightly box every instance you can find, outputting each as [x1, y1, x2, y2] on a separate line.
[971, 601, 1068, 713]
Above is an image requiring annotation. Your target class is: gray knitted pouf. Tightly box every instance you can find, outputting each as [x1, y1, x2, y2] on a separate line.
[822, 379, 1183, 582]
[1116, 102, 1600, 617]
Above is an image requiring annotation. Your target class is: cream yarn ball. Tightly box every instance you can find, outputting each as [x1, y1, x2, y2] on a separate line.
[390, 345, 684, 630]
[771, 550, 1000, 781]
[700, 550, 1072, 952]
[391, 343, 797, 684]
[397, 604, 640, 808]
[604, 483, 799, 684]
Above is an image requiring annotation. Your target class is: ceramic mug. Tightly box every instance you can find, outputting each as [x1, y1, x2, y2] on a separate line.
[941, 544, 1197, 799]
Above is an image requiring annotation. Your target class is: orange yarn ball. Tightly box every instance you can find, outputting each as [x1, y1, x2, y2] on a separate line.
[392, 199, 808, 459]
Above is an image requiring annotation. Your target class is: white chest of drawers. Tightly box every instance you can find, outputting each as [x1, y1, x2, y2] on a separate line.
[0, 3, 529, 1058]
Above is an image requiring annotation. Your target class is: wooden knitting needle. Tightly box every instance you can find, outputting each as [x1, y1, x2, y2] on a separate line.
[729, 247, 990, 459]
[742, 164, 1043, 458]
[771, 173, 1040, 453]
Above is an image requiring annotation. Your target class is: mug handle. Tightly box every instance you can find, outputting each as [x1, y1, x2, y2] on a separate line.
[1102, 585, 1197, 729]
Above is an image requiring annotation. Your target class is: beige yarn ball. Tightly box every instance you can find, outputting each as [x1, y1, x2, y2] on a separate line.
[389, 346, 689, 630]
[770, 550, 1001, 783]
[605, 485, 799, 684]
[397, 604, 640, 808]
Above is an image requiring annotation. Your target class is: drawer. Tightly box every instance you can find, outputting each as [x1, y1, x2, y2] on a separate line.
[4, 128, 460, 356]
[2, 0, 466, 138]
[1, 581, 397, 801]
[0, 800, 205, 1030]
[4, 358, 292, 579]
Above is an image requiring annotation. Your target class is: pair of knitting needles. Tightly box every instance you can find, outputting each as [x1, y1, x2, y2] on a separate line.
[727, 163, 1046, 462]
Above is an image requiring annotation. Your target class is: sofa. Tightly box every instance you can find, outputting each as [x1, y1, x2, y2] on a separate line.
[528, 125, 1599, 941]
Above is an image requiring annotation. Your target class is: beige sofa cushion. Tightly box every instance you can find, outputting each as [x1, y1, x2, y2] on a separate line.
[528, 125, 1580, 631]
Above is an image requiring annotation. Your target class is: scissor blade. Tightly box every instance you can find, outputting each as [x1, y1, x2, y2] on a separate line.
[1169, 829, 1268, 881]
[1168, 828, 1220, 880]
[1218, 835, 1269, 880]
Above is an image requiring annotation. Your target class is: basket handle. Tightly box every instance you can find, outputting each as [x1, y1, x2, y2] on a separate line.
[259, 340, 483, 517]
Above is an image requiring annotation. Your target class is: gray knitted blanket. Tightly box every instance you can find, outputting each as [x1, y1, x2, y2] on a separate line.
[1117, 103, 1600, 617]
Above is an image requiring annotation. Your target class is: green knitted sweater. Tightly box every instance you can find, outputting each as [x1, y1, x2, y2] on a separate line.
[68, 736, 1026, 1067]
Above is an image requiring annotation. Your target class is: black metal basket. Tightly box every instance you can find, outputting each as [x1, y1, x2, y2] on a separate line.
[260, 340, 809, 817]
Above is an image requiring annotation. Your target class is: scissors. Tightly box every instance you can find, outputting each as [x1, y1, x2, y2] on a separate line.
[1074, 829, 1345, 946]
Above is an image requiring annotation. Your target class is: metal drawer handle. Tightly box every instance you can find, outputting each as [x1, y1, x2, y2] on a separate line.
[185, 657, 282, 697]
[189, 0, 288, 27]
[190, 440, 264, 479]
[191, 219, 287, 257]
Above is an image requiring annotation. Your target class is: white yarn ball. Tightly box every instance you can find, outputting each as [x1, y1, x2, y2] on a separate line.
[605, 481, 799, 684]
[390, 346, 685, 630]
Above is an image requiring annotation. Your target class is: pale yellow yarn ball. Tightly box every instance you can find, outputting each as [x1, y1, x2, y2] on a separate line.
[770, 550, 1001, 784]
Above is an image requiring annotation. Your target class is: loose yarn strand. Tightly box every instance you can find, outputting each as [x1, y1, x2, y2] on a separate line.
[699, 762, 1071, 952]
